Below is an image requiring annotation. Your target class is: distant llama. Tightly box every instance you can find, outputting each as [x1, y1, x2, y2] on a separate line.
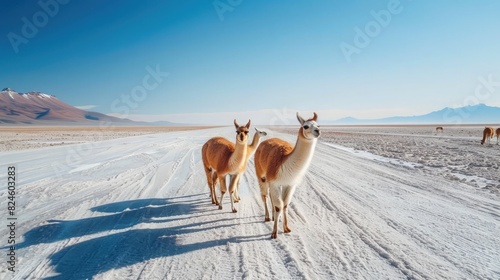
[232, 128, 268, 203]
[496, 128, 500, 145]
[254, 112, 320, 238]
[436, 126, 443, 133]
[481, 127, 494, 145]
[202, 120, 251, 212]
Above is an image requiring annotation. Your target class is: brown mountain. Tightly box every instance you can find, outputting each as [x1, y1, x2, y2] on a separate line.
[0, 88, 135, 125]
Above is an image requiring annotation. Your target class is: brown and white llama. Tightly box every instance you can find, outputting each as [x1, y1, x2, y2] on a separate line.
[233, 128, 268, 202]
[496, 128, 500, 145]
[481, 127, 494, 145]
[436, 126, 443, 133]
[202, 120, 250, 212]
[254, 112, 320, 238]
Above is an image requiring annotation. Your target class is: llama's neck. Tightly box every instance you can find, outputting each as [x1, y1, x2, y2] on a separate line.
[283, 128, 317, 174]
[247, 132, 262, 158]
[482, 130, 490, 143]
[229, 141, 248, 171]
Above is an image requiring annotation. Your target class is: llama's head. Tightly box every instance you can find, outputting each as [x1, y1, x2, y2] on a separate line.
[234, 119, 251, 143]
[255, 127, 268, 137]
[297, 112, 320, 140]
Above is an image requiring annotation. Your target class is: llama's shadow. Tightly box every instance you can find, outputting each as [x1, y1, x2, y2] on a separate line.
[16, 194, 212, 250]
[45, 222, 265, 280]
[15, 193, 266, 279]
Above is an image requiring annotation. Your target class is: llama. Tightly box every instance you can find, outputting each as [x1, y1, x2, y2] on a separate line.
[233, 128, 268, 202]
[248, 128, 268, 157]
[202, 119, 250, 212]
[481, 127, 494, 145]
[496, 128, 500, 145]
[254, 112, 320, 238]
[436, 126, 443, 133]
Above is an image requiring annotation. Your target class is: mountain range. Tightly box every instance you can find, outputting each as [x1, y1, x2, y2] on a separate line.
[0, 88, 173, 126]
[330, 104, 500, 125]
[2, 87, 499, 125]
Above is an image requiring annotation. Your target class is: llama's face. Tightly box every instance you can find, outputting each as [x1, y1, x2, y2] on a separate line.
[301, 120, 321, 139]
[255, 127, 268, 137]
[234, 119, 251, 143]
[297, 112, 320, 140]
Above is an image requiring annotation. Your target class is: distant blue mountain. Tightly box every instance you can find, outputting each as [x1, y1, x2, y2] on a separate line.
[331, 104, 500, 125]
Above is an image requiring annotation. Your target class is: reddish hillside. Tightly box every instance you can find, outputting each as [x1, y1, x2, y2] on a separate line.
[0, 88, 132, 125]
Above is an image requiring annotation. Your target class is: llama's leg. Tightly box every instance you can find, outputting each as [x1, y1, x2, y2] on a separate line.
[204, 167, 215, 203]
[233, 176, 241, 203]
[282, 185, 297, 234]
[269, 184, 283, 239]
[283, 205, 291, 233]
[270, 198, 275, 221]
[218, 175, 227, 210]
[211, 171, 219, 205]
[258, 179, 271, 221]
[228, 174, 240, 213]
[236, 176, 241, 201]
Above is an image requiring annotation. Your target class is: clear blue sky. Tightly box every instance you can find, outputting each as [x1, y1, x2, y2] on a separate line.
[2, 0, 500, 124]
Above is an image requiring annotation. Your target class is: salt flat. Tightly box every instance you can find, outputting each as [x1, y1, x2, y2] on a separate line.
[321, 125, 500, 192]
[0, 126, 211, 152]
[0, 126, 499, 279]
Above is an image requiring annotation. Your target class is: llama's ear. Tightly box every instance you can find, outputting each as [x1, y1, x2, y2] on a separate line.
[245, 119, 251, 129]
[297, 112, 305, 125]
[312, 112, 318, 122]
[234, 119, 239, 128]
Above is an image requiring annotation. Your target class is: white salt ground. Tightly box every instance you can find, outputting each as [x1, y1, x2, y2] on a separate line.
[0, 126, 499, 279]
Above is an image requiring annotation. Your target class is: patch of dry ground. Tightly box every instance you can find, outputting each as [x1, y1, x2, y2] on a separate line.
[0, 126, 215, 152]
[277, 125, 500, 193]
